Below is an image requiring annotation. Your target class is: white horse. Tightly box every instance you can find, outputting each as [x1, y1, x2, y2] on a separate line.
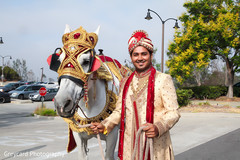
[48, 25, 129, 160]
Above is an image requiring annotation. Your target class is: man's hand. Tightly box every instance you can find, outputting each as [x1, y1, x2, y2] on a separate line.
[90, 122, 105, 134]
[142, 123, 159, 138]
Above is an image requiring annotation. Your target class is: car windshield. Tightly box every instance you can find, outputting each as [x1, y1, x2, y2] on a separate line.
[32, 86, 42, 90]
[16, 86, 27, 91]
[4, 83, 14, 88]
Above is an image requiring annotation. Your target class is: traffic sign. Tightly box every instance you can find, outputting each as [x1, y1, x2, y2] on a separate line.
[39, 87, 47, 96]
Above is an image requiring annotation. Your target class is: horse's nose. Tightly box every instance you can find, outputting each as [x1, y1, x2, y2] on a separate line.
[63, 100, 72, 112]
[54, 97, 74, 117]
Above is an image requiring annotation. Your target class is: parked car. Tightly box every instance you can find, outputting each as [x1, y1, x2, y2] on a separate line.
[9, 85, 44, 100]
[233, 82, 240, 87]
[35, 82, 59, 89]
[29, 88, 58, 101]
[24, 81, 36, 85]
[43, 82, 59, 89]
[0, 92, 11, 103]
[0, 82, 25, 92]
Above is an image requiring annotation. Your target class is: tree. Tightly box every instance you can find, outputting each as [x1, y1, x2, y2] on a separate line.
[152, 49, 161, 71]
[12, 59, 28, 81]
[0, 66, 21, 81]
[27, 70, 36, 81]
[167, 0, 240, 98]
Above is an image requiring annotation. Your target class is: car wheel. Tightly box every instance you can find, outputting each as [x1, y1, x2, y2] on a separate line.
[18, 95, 24, 100]
[40, 96, 45, 102]
[0, 97, 5, 103]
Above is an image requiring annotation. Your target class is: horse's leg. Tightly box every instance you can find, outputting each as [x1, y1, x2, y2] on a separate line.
[73, 131, 88, 160]
[105, 125, 119, 160]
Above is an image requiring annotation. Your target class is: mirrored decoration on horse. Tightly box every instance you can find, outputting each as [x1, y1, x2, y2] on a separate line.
[47, 25, 131, 160]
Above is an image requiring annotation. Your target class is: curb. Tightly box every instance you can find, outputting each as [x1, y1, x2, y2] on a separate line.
[11, 99, 32, 104]
[33, 114, 61, 120]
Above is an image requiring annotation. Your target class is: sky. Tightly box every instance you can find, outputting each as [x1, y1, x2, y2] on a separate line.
[0, 0, 187, 81]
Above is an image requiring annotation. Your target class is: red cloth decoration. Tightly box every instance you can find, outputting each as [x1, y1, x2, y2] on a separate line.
[133, 31, 147, 41]
[67, 127, 77, 153]
[118, 66, 156, 160]
[47, 55, 52, 66]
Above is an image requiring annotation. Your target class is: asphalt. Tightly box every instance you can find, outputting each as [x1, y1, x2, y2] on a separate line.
[1, 100, 240, 160]
[175, 128, 240, 160]
[172, 112, 240, 160]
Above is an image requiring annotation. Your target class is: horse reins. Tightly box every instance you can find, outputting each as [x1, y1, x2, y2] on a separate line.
[71, 87, 105, 160]
[71, 117, 105, 160]
[132, 126, 154, 160]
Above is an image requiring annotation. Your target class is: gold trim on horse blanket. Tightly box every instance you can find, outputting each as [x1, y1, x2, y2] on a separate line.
[63, 86, 117, 135]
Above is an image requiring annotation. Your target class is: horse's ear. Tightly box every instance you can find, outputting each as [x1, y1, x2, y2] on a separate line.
[47, 53, 61, 72]
[94, 25, 100, 36]
[64, 24, 71, 34]
[91, 57, 101, 72]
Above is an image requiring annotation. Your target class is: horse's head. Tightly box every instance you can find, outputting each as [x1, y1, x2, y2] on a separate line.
[48, 25, 100, 118]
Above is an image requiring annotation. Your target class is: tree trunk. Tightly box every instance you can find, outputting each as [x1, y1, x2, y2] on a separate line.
[226, 61, 234, 98]
[194, 70, 201, 86]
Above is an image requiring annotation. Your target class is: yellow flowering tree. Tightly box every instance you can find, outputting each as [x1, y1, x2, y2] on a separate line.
[167, 0, 240, 98]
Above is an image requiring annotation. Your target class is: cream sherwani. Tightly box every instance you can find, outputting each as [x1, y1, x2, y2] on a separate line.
[102, 70, 180, 160]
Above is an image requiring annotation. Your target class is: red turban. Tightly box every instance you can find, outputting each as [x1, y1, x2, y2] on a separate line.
[128, 30, 153, 54]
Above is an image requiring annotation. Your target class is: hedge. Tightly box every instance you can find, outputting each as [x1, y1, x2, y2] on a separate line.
[182, 86, 240, 100]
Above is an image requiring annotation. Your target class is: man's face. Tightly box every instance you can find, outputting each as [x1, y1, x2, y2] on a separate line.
[130, 46, 153, 73]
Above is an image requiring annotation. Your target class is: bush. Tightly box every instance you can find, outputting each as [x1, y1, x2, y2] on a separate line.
[176, 89, 194, 107]
[183, 86, 227, 100]
[233, 87, 240, 97]
[34, 106, 57, 116]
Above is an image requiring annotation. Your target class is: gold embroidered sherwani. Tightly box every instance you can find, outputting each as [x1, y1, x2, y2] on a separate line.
[102, 70, 180, 160]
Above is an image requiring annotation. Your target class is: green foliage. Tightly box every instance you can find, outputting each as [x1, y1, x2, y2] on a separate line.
[183, 85, 240, 99]
[233, 86, 240, 97]
[34, 106, 57, 116]
[198, 101, 210, 106]
[183, 86, 226, 99]
[0, 66, 21, 81]
[176, 89, 194, 107]
[167, 0, 240, 98]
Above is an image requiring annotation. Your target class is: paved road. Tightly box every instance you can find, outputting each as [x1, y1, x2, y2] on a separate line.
[0, 101, 240, 160]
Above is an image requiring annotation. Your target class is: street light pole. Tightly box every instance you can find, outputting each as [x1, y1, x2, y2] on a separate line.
[40, 67, 43, 82]
[0, 37, 3, 44]
[145, 9, 180, 73]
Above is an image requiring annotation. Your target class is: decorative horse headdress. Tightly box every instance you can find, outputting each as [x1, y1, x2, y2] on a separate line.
[48, 25, 100, 84]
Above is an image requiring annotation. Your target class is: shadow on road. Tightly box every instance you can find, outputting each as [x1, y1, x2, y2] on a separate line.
[175, 128, 240, 160]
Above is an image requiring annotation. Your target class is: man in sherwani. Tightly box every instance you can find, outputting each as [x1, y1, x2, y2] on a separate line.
[91, 30, 180, 160]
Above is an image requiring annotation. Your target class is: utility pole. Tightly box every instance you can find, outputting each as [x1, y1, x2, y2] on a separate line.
[40, 67, 43, 82]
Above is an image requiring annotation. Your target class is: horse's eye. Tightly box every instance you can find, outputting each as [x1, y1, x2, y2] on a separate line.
[82, 60, 90, 66]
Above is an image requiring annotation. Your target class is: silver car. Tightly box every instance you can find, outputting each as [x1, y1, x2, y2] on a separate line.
[29, 88, 58, 101]
[9, 85, 44, 100]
